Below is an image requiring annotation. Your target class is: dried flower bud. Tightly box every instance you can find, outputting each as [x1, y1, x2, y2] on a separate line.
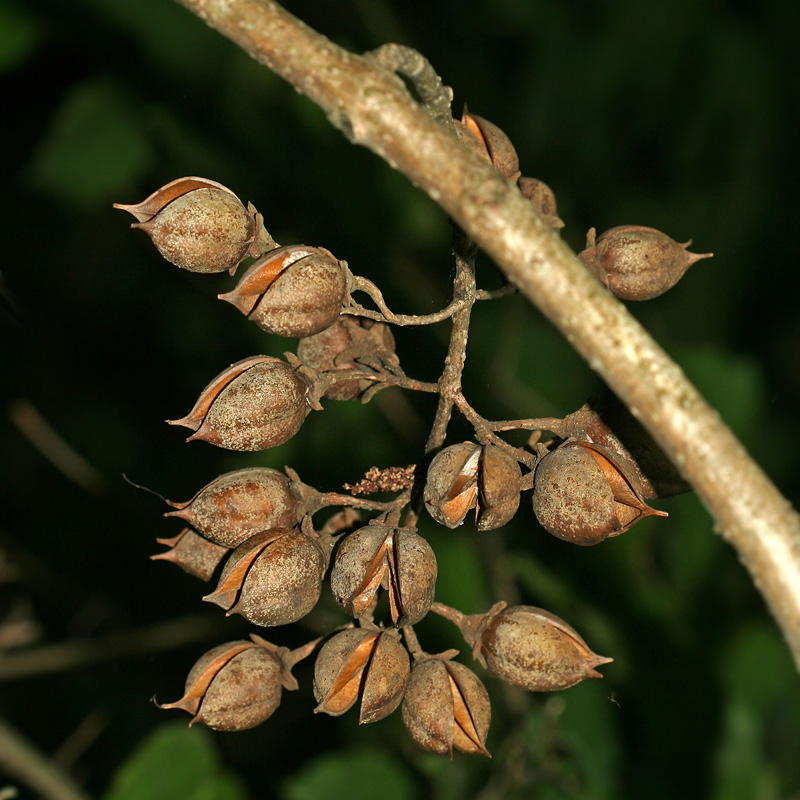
[424, 442, 522, 531]
[219, 245, 346, 337]
[297, 318, 397, 401]
[402, 656, 491, 757]
[151, 528, 228, 581]
[330, 524, 437, 627]
[203, 528, 326, 626]
[578, 225, 712, 301]
[532, 441, 667, 545]
[440, 602, 612, 692]
[168, 356, 309, 451]
[518, 177, 565, 233]
[114, 177, 255, 273]
[313, 628, 410, 723]
[461, 110, 520, 182]
[164, 468, 297, 548]
[159, 636, 307, 731]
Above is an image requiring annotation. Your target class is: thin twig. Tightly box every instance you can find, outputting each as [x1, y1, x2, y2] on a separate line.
[0, 614, 225, 682]
[425, 230, 478, 453]
[0, 717, 92, 800]
[345, 274, 467, 325]
[172, 0, 800, 669]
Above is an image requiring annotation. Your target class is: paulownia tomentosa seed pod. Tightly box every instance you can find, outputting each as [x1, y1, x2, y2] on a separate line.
[532, 441, 667, 545]
[402, 655, 491, 757]
[150, 528, 228, 581]
[578, 225, 712, 301]
[114, 177, 256, 273]
[203, 528, 327, 626]
[313, 627, 410, 723]
[424, 442, 522, 531]
[163, 468, 298, 548]
[329, 524, 437, 627]
[168, 356, 309, 451]
[219, 244, 347, 337]
[433, 601, 613, 692]
[159, 635, 312, 731]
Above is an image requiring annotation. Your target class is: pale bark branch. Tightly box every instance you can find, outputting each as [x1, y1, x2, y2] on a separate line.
[172, 0, 800, 669]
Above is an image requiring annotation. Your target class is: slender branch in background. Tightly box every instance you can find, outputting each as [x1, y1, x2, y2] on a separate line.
[171, 0, 800, 670]
[0, 614, 226, 682]
[0, 717, 92, 800]
[8, 400, 105, 493]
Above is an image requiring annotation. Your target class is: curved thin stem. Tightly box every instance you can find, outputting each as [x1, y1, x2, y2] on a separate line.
[453, 393, 537, 469]
[344, 274, 467, 325]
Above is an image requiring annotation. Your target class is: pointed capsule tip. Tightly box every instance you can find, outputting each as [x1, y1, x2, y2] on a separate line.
[687, 251, 714, 267]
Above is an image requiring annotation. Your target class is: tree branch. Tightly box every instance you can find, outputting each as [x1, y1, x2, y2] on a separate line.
[172, 0, 800, 669]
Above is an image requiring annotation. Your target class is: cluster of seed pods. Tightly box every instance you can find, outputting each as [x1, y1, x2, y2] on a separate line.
[117, 108, 702, 754]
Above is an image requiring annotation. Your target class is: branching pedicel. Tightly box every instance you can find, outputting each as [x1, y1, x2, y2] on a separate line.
[115, 75, 710, 756]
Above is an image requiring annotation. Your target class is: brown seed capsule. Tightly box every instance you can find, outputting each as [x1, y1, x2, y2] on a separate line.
[461, 110, 520, 182]
[532, 441, 667, 545]
[150, 528, 228, 581]
[163, 468, 298, 548]
[402, 656, 491, 757]
[159, 637, 303, 731]
[453, 119, 494, 167]
[330, 525, 437, 627]
[578, 225, 712, 301]
[580, 401, 691, 499]
[313, 628, 410, 723]
[297, 318, 397, 401]
[518, 177, 565, 233]
[219, 245, 346, 337]
[424, 443, 522, 531]
[168, 356, 309, 451]
[114, 177, 255, 273]
[203, 528, 326, 626]
[441, 602, 613, 692]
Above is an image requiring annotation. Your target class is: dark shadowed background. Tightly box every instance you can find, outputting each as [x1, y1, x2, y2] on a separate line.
[2, 0, 800, 798]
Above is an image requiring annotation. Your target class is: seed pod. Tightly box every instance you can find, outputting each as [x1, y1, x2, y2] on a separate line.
[297, 318, 397, 401]
[150, 528, 228, 581]
[163, 468, 297, 548]
[168, 356, 309, 451]
[330, 525, 437, 627]
[402, 656, 491, 757]
[219, 244, 346, 337]
[203, 528, 326, 626]
[532, 441, 667, 545]
[313, 628, 410, 723]
[114, 177, 255, 273]
[578, 225, 712, 301]
[580, 401, 691, 499]
[424, 443, 522, 531]
[159, 635, 314, 731]
[441, 602, 612, 692]
[518, 177, 565, 233]
[461, 110, 520, 182]
[453, 119, 494, 167]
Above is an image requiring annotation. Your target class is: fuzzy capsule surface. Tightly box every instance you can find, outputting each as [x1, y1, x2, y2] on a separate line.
[181, 359, 309, 452]
[163, 641, 284, 731]
[402, 658, 490, 757]
[476, 606, 612, 691]
[137, 187, 253, 273]
[206, 529, 325, 626]
[165, 468, 297, 548]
